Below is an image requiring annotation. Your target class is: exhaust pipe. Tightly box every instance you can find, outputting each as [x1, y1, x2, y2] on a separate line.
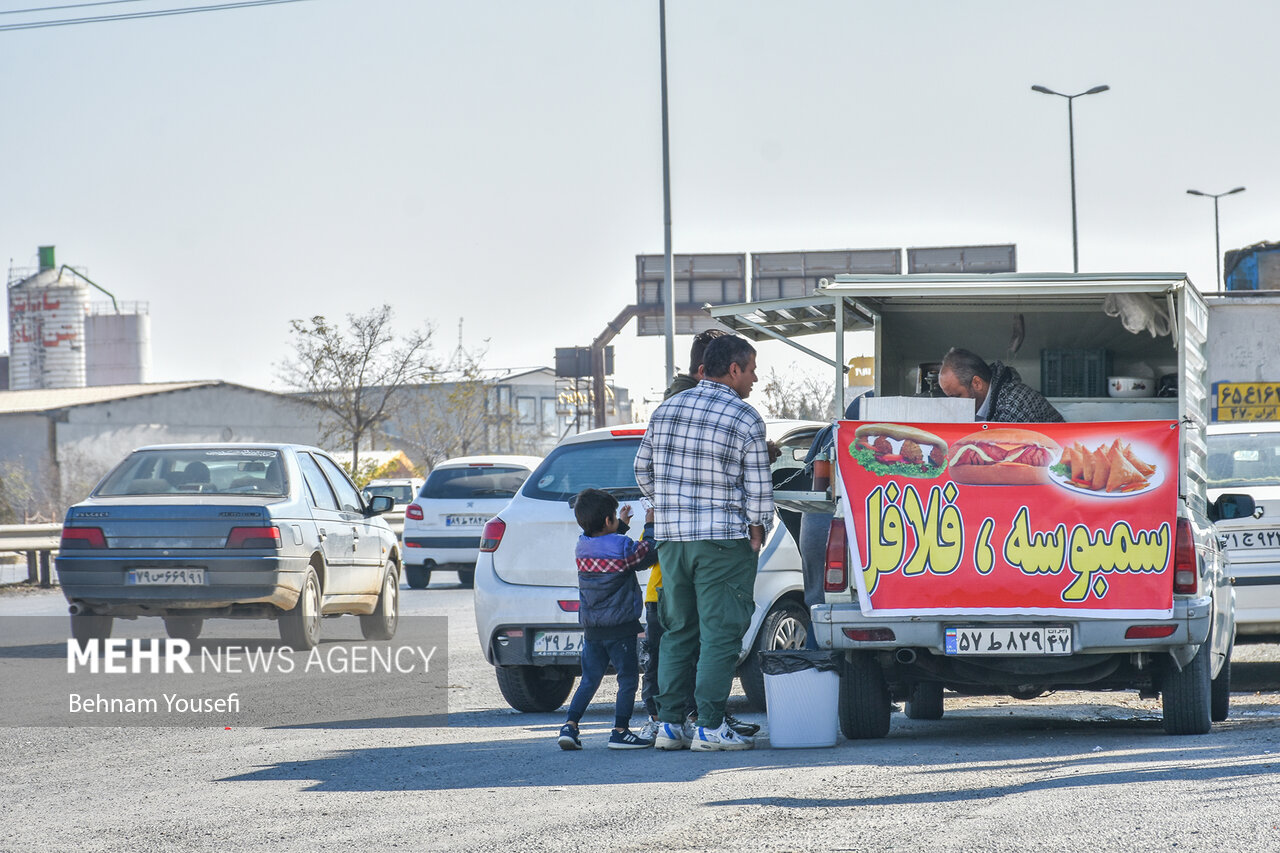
[895, 648, 918, 665]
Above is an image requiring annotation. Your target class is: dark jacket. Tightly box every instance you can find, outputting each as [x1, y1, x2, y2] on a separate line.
[663, 373, 698, 400]
[575, 520, 657, 640]
[986, 361, 1065, 423]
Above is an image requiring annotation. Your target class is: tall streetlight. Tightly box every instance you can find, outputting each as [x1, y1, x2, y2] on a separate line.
[1031, 84, 1110, 273]
[1186, 186, 1246, 292]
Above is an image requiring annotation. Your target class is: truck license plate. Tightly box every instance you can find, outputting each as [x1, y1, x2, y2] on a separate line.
[126, 568, 206, 585]
[1219, 529, 1280, 550]
[532, 631, 582, 656]
[945, 626, 1072, 656]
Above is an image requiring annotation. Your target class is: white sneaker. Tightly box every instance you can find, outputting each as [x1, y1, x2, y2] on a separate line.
[640, 718, 660, 742]
[653, 721, 689, 751]
[690, 721, 754, 751]
[682, 713, 698, 742]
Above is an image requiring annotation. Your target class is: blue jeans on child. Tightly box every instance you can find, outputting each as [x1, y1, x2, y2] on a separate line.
[566, 634, 640, 729]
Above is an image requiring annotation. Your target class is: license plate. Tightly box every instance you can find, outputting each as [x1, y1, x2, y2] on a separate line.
[1219, 529, 1280, 550]
[532, 630, 582, 656]
[445, 514, 491, 527]
[126, 568, 206, 585]
[945, 626, 1072, 656]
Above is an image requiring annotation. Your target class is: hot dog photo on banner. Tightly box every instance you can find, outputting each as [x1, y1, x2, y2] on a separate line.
[836, 420, 1180, 618]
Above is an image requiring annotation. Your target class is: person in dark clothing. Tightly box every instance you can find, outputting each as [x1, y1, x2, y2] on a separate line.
[558, 489, 658, 751]
[663, 328, 729, 399]
[939, 347, 1065, 423]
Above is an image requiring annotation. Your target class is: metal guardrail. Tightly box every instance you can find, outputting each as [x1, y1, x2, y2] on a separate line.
[0, 523, 61, 587]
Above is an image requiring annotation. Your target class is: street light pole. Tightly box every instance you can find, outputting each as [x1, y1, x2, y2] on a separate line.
[1031, 84, 1110, 273]
[1187, 186, 1246, 292]
[658, 0, 676, 385]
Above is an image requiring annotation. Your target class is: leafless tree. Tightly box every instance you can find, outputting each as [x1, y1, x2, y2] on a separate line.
[758, 364, 837, 421]
[279, 305, 437, 471]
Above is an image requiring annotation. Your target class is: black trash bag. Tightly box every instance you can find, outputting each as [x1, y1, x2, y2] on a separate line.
[758, 650, 840, 676]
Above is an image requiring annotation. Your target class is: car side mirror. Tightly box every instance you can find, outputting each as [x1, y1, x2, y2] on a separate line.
[1210, 493, 1258, 523]
[366, 494, 395, 515]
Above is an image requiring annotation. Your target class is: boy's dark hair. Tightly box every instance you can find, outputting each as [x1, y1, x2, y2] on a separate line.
[573, 488, 618, 535]
[941, 347, 992, 386]
[702, 335, 755, 379]
[688, 329, 729, 373]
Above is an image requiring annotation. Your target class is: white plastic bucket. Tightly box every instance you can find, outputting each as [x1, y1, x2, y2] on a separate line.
[764, 667, 840, 748]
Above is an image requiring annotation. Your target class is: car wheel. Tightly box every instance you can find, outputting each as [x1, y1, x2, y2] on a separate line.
[405, 565, 430, 589]
[163, 616, 204, 642]
[904, 681, 945, 720]
[738, 599, 810, 712]
[1162, 641, 1212, 735]
[360, 561, 400, 641]
[71, 611, 113, 649]
[279, 567, 322, 650]
[457, 568, 475, 589]
[1211, 649, 1231, 723]
[494, 665, 574, 713]
[838, 652, 891, 739]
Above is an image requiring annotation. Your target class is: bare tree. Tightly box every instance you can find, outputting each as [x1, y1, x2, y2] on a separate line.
[759, 364, 837, 421]
[279, 305, 437, 470]
[0, 459, 39, 524]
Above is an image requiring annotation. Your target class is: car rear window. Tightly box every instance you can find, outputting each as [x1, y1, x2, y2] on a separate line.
[95, 449, 287, 497]
[523, 439, 643, 503]
[1207, 432, 1280, 488]
[421, 466, 531, 500]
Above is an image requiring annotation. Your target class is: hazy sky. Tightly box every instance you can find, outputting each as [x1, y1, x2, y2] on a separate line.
[3, 0, 1275, 414]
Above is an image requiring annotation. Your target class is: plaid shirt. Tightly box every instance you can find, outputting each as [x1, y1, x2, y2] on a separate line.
[634, 379, 774, 542]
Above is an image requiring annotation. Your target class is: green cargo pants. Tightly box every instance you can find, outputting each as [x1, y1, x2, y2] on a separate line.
[655, 538, 757, 730]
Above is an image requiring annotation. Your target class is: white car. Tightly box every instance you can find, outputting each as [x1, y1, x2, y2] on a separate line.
[1207, 422, 1280, 638]
[402, 455, 541, 589]
[473, 420, 825, 713]
[362, 477, 424, 509]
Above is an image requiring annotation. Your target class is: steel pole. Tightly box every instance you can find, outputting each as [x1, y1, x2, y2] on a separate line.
[1213, 196, 1223, 292]
[1067, 96, 1079, 273]
[659, 0, 675, 385]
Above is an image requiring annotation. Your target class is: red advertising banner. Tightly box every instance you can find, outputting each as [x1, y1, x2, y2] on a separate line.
[836, 420, 1179, 617]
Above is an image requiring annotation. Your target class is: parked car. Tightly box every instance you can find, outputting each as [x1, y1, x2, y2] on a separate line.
[402, 455, 541, 589]
[1207, 422, 1280, 639]
[473, 420, 824, 714]
[362, 477, 424, 509]
[57, 443, 401, 650]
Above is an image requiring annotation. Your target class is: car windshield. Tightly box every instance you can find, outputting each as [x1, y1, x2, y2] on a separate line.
[421, 466, 530, 500]
[523, 438, 643, 503]
[1207, 431, 1280, 488]
[364, 484, 415, 504]
[95, 448, 287, 496]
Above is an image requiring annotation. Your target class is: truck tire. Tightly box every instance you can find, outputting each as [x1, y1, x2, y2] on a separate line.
[1162, 642, 1212, 735]
[838, 652, 891, 739]
[738, 599, 810, 712]
[405, 565, 430, 589]
[279, 567, 322, 650]
[904, 681, 945, 720]
[360, 561, 399, 641]
[1211, 651, 1231, 723]
[163, 616, 203, 642]
[71, 612, 113, 649]
[495, 665, 574, 713]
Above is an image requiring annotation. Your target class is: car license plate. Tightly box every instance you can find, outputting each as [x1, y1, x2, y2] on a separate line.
[1219, 529, 1280, 550]
[945, 626, 1071, 656]
[445, 514, 491, 527]
[532, 630, 582, 656]
[126, 568, 206, 585]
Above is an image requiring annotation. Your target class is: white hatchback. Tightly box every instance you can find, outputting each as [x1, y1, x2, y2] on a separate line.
[401, 455, 541, 589]
[1207, 422, 1280, 638]
[473, 420, 825, 713]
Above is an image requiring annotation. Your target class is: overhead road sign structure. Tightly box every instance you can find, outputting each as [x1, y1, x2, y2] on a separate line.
[635, 253, 745, 337]
[906, 244, 1017, 274]
[555, 346, 614, 378]
[752, 249, 902, 301]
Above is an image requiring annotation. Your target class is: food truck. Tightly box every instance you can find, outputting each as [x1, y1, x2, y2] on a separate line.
[709, 272, 1256, 736]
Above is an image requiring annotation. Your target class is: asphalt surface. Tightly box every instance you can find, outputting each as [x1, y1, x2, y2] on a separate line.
[2, 580, 1279, 853]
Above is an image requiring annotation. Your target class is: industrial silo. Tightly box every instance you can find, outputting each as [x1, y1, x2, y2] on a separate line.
[7, 247, 89, 390]
[85, 304, 152, 386]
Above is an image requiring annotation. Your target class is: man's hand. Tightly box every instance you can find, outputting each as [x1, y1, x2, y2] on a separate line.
[618, 505, 633, 526]
[749, 524, 765, 553]
[766, 440, 781, 464]
[645, 506, 655, 524]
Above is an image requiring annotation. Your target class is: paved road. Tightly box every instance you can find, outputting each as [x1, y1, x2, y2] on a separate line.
[2, 582, 1279, 853]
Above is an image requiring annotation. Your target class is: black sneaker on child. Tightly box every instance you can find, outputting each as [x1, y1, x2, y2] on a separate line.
[607, 728, 654, 750]
[558, 723, 582, 750]
[724, 713, 760, 737]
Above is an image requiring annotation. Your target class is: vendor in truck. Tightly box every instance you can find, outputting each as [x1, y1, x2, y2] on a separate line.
[938, 347, 1065, 423]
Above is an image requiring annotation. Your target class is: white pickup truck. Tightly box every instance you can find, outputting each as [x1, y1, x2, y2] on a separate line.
[709, 272, 1256, 736]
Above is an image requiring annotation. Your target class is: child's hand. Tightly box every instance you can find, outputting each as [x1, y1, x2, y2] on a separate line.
[645, 506, 655, 524]
[618, 504, 634, 525]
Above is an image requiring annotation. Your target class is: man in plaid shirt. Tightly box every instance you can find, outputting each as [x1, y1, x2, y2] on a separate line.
[634, 335, 773, 752]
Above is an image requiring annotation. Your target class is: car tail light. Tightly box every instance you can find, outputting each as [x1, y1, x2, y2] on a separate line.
[60, 527, 106, 549]
[844, 627, 896, 642]
[824, 518, 848, 592]
[1173, 517, 1198, 594]
[468, 462, 493, 467]
[479, 518, 506, 552]
[405, 504, 424, 521]
[558, 600, 580, 612]
[1125, 625, 1178, 639]
[226, 526, 282, 549]
[610, 428, 647, 437]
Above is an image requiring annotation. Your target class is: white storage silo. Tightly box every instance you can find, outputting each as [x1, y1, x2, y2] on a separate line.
[7, 266, 90, 391]
[85, 305, 151, 386]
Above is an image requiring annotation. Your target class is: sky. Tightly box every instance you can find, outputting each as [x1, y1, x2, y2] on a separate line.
[3, 0, 1277, 417]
